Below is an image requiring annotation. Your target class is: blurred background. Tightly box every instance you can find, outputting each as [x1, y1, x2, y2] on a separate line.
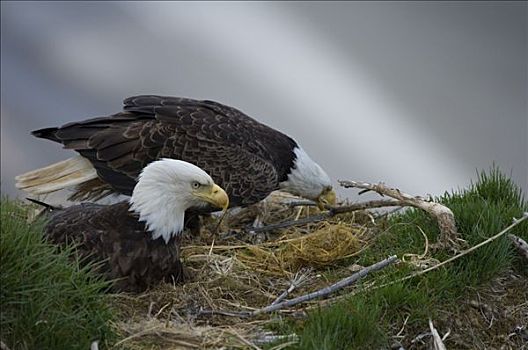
[1, 1, 527, 203]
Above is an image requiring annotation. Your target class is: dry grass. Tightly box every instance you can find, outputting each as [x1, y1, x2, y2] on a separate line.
[430, 269, 528, 349]
[110, 193, 372, 349]
[107, 166, 528, 349]
[14, 168, 525, 349]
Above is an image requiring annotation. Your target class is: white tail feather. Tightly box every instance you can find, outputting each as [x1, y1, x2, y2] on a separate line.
[15, 156, 97, 194]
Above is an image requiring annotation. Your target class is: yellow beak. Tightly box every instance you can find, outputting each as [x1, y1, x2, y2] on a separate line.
[198, 183, 229, 210]
[317, 189, 336, 210]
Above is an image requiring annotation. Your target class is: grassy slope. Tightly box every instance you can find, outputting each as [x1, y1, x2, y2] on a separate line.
[1, 167, 526, 350]
[278, 167, 527, 349]
[0, 199, 115, 350]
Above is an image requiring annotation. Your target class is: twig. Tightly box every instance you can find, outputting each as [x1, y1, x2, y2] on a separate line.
[441, 329, 451, 341]
[198, 256, 397, 318]
[271, 288, 294, 306]
[330, 200, 403, 215]
[271, 341, 300, 350]
[251, 255, 398, 315]
[402, 225, 429, 262]
[247, 213, 328, 233]
[271, 269, 312, 305]
[0, 341, 11, 350]
[147, 301, 155, 319]
[508, 233, 528, 261]
[114, 325, 162, 346]
[198, 309, 251, 318]
[411, 331, 432, 345]
[248, 199, 401, 233]
[286, 200, 318, 207]
[374, 206, 405, 220]
[253, 333, 299, 345]
[225, 328, 263, 350]
[391, 213, 528, 283]
[395, 314, 410, 338]
[428, 319, 447, 350]
[314, 213, 528, 308]
[339, 180, 460, 249]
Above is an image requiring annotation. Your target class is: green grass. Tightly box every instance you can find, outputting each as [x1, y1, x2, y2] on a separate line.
[0, 198, 116, 350]
[277, 166, 527, 349]
[2, 167, 526, 350]
[295, 298, 385, 350]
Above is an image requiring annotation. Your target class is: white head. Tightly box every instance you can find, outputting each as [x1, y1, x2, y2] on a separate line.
[129, 159, 229, 243]
[279, 147, 336, 209]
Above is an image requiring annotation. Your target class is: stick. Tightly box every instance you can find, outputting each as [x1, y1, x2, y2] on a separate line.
[251, 255, 398, 315]
[198, 309, 252, 318]
[198, 256, 397, 318]
[508, 233, 528, 261]
[339, 180, 459, 248]
[313, 213, 528, 308]
[114, 325, 162, 347]
[247, 213, 328, 233]
[253, 333, 299, 345]
[286, 200, 318, 208]
[395, 213, 527, 281]
[248, 199, 401, 233]
[271, 269, 312, 305]
[225, 328, 263, 350]
[428, 319, 447, 350]
[271, 286, 296, 306]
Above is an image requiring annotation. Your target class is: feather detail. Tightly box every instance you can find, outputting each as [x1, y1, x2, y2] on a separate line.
[41, 201, 184, 292]
[25, 95, 332, 206]
[15, 156, 97, 194]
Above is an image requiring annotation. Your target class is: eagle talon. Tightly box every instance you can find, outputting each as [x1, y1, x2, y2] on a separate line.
[317, 189, 337, 210]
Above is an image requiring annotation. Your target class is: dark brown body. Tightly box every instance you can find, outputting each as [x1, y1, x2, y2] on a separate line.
[33, 95, 297, 205]
[43, 202, 184, 292]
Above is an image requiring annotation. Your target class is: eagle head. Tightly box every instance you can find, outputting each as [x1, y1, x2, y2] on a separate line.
[129, 159, 229, 243]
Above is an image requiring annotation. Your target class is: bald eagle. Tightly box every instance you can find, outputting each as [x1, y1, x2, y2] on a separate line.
[16, 95, 335, 209]
[37, 158, 229, 292]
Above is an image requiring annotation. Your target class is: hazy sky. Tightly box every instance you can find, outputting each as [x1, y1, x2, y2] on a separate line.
[1, 1, 527, 202]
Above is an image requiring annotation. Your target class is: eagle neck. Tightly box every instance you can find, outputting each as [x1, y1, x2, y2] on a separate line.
[129, 184, 186, 244]
[279, 146, 331, 200]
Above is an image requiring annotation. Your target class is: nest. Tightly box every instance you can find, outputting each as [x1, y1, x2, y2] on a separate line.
[109, 193, 372, 349]
[235, 222, 364, 276]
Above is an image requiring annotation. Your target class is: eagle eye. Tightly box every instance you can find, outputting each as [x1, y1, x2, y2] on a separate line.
[192, 181, 201, 189]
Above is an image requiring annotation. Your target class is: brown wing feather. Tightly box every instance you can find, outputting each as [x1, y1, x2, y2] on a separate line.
[32, 96, 298, 205]
[44, 202, 184, 292]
